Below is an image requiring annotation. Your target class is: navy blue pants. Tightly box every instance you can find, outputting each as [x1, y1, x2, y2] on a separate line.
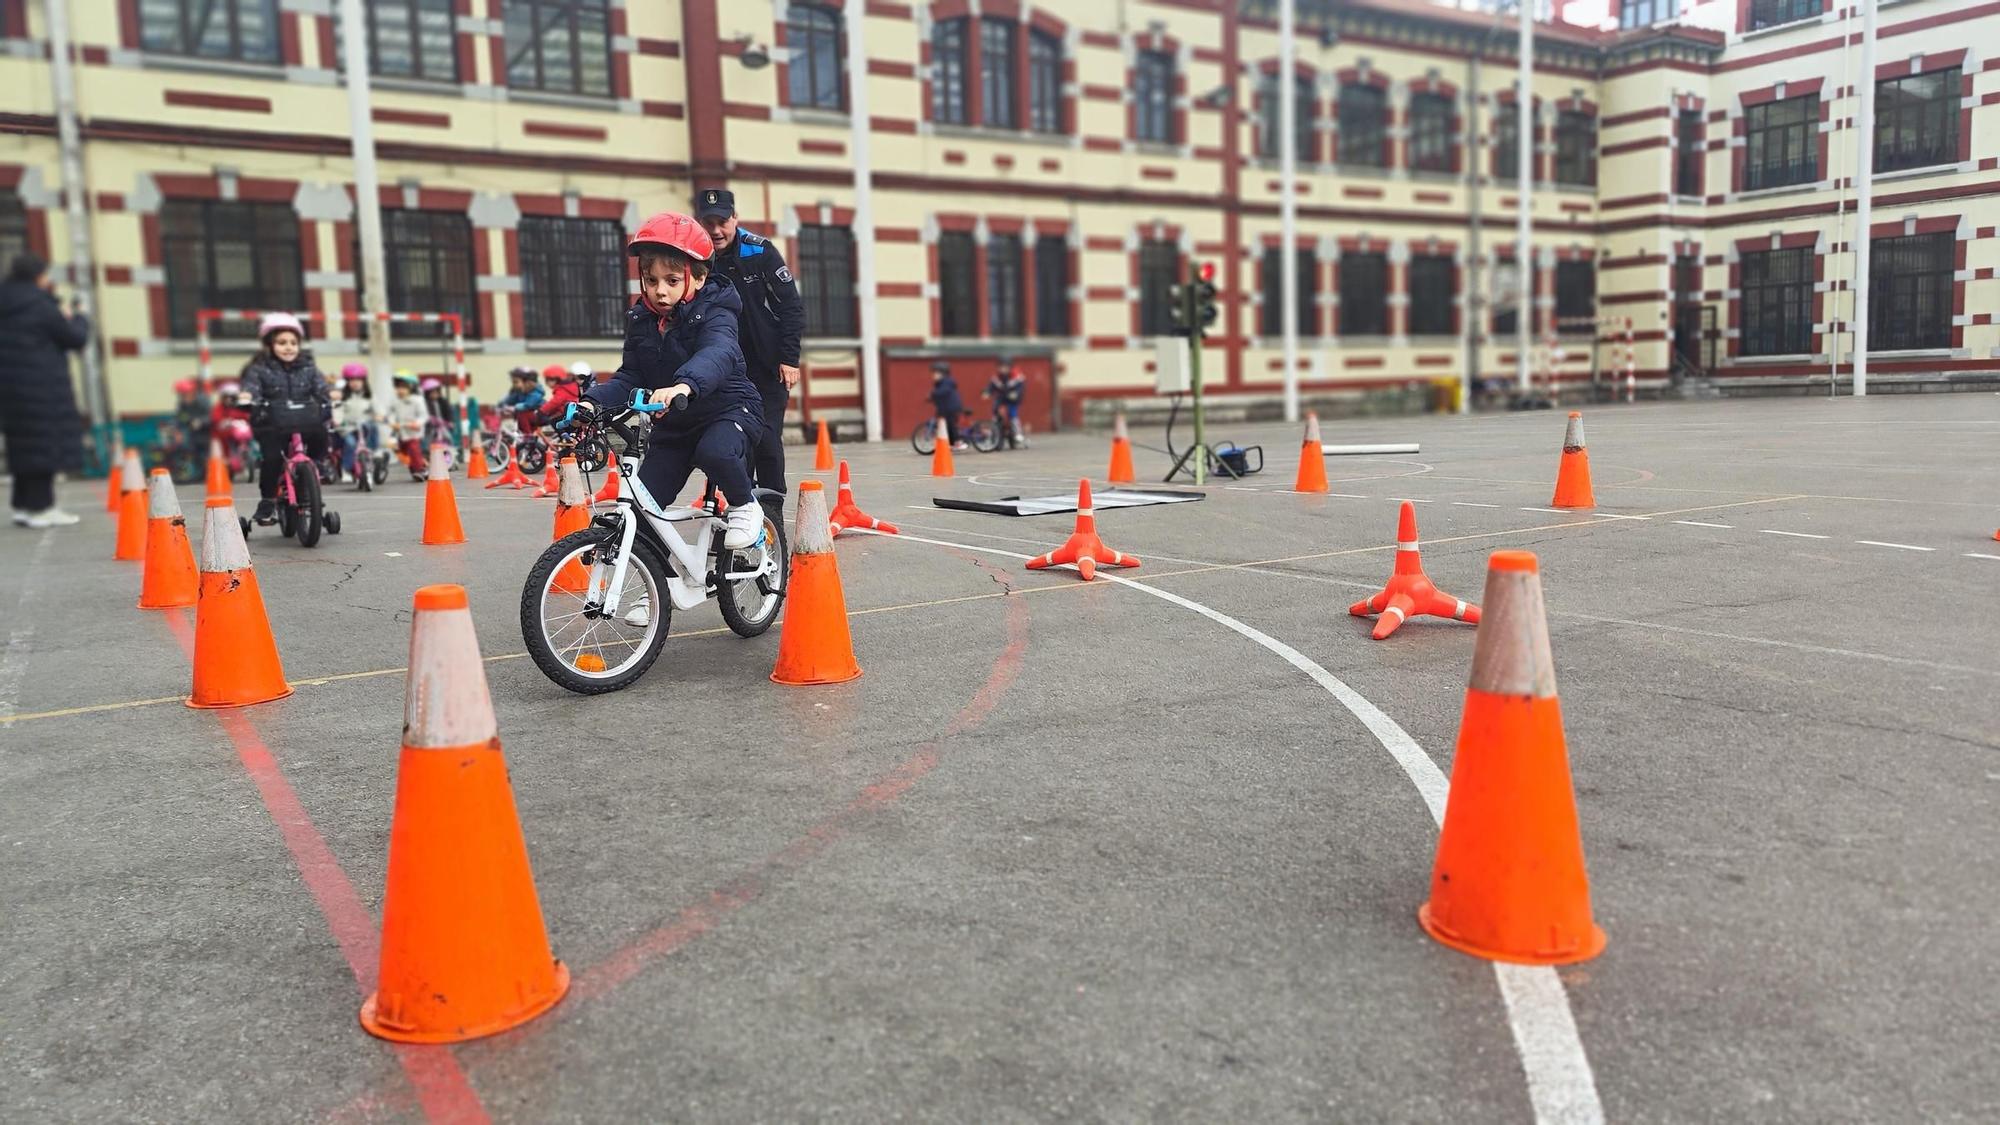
[637, 410, 757, 508]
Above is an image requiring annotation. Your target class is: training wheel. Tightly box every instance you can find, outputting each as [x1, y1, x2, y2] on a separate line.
[239, 516, 252, 537]
[325, 511, 341, 535]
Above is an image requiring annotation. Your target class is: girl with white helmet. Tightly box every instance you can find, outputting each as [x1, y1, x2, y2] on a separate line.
[237, 312, 330, 524]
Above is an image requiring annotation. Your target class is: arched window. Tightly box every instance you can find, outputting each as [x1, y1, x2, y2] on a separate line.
[787, 4, 845, 110]
[1258, 73, 1316, 161]
[1409, 92, 1454, 173]
[1337, 83, 1387, 167]
[1028, 28, 1063, 134]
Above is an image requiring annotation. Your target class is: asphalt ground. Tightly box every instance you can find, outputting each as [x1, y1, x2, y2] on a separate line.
[2, 394, 1996, 1122]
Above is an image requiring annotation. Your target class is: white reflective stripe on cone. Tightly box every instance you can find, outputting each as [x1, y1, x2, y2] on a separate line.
[556, 459, 590, 506]
[1397, 539, 1419, 551]
[121, 451, 146, 492]
[1304, 412, 1322, 443]
[428, 444, 452, 479]
[1562, 413, 1586, 450]
[794, 488, 835, 555]
[147, 472, 183, 519]
[404, 605, 499, 748]
[1467, 567, 1558, 699]
[199, 504, 252, 573]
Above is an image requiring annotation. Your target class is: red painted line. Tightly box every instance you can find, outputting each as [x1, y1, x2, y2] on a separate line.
[161, 610, 489, 1124]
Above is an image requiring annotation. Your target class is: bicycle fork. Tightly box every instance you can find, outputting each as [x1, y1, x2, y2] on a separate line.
[589, 502, 642, 620]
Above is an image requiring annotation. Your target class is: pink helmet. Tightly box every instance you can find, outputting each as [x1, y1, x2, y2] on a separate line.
[628, 212, 713, 262]
[172, 378, 197, 395]
[257, 311, 306, 342]
[340, 362, 368, 380]
[419, 376, 444, 392]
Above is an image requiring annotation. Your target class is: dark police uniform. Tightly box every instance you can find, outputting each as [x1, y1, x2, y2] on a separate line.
[696, 189, 805, 509]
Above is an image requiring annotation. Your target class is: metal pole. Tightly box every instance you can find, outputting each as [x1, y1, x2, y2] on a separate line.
[847, 0, 884, 441]
[45, 0, 112, 465]
[1515, 0, 1533, 395]
[1279, 0, 1300, 424]
[1850, 0, 1877, 397]
[341, 0, 394, 407]
[1189, 279, 1206, 488]
[1464, 50, 1482, 415]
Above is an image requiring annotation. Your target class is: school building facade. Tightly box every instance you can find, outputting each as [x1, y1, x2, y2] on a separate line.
[2, 0, 1996, 439]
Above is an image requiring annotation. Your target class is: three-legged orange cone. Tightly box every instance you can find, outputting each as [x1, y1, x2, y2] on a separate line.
[464, 442, 489, 480]
[360, 584, 569, 1043]
[1551, 411, 1595, 508]
[1349, 502, 1480, 640]
[771, 482, 862, 685]
[813, 418, 834, 471]
[1107, 413, 1136, 484]
[828, 460, 899, 536]
[421, 444, 465, 545]
[188, 497, 291, 708]
[1419, 550, 1605, 965]
[593, 458, 623, 504]
[137, 470, 198, 609]
[1294, 411, 1329, 493]
[930, 418, 955, 478]
[113, 448, 148, 561]
[204, 438, 231, 499]
[548, 457, 594, 593]
[1025, 480, 1140, 581]
[104, 440, 124, 512]
[531, 459, 561, 498]
[485, 444, 535, 490]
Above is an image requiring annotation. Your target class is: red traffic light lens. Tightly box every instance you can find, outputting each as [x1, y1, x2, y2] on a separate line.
[1198, 261, 1217, 282]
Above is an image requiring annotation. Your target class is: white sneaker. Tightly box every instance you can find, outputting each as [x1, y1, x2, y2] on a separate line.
[22, 508, 80, 528]
[723, 501, 764, 550]
[10, 510, 28, 527]
[621, 595, 651, 629]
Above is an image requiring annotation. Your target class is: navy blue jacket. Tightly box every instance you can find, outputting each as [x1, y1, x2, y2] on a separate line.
[586, 276, 763, 439]
[710, 227, 806, 382]
[929, 374, 964, 416]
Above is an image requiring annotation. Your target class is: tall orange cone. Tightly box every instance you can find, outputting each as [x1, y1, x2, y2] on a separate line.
[485, 443, 535, 490]
[1025, 479, 1140, 581]
[187, 497, 292, 709]
[360, 584, 569, 1043]
[1293, 411, 1328, 493]
[771, 482, 862, 685]
[548, 457, 594, 593]
[104, 439, 124, 512]
[827, 460, 899, 536]
[204, 437, 231, 499]
[464, 441, 489, 480]
[930, 418, 955, 478]
[593, 457, 623, 504]
[421, 444, 466, 545]
[1107, 413, 1136, 484]
[813, 418, 834, 471]
[1551, 411, 1595, 508]
[1349, 502, 1480, 640]
[137, 469, 199, 609]
[113, 448, 148, 561]
[1419, 550, 1605, 965]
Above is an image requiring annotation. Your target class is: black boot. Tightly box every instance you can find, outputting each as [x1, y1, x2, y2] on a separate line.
[253, 499, 278, 524]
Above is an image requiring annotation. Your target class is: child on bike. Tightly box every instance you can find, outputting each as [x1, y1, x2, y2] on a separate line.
[499, 366, 546, 431]
[568, 210, 764, 551]
[929, 360, 967, 450]
[237, 312, 331, 524]
[331, 363, 379, 477]
[982, 358, 1028, 449]
[386, 371, 431, 471]
[534, 362, 584, 430]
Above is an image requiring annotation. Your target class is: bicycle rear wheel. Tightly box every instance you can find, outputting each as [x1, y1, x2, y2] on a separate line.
[716, 506, 789, 637]
[520, 525, 672, 694]
[970, 420, 1004, 453]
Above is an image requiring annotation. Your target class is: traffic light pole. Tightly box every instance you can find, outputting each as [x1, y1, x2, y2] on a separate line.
[1189, 277, 1206, 488]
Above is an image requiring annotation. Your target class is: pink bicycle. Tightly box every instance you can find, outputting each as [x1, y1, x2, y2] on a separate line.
[241, 429, 342, 547]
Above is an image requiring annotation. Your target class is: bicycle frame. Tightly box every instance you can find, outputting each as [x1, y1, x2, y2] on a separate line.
[587, 450, 725, 618]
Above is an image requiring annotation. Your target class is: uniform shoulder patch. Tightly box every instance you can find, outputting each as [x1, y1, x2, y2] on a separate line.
[774, 265, 792, 282]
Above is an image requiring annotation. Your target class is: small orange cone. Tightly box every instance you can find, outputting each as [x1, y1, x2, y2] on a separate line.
[548, 457, 594, 593]
[1025, 479, 1140, 581]
[930, 418, 954, 478]
[204, 438, 231, 499]
[1107, 413, 1136, 484]
[827, 460, 899, 536]
[1551, 411, 1595, 508]
[1419, 549, 1605, 966]
[1293, 411, 1328, 493]
[188, 497, 291, 709]
[421, 444, 465, 545]
[485, 443, 535, 490]
[1348, 502, 1480, 640]
[593, 457, 623, 504]
[531, 458, 561, 499]
[813, 418, 834, 472]
[464, 442, 489, 480]
[137, 469, 198, 610]
[360, 584, 569, 1043]
[771, 481, 862, 685]
[104, 440, 124, 512]
[113, 448, 148, 561]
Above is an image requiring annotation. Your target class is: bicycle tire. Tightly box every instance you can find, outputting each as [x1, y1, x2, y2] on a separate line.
[519, 526, 673, 695]
[373, 455, 390, 486]
[293, 463, 323, 547]
[277, 498, 295, 538]
[716, 507, 790, 638]
[520, 441, 548, 475]
[970, 420, 1004, 453]
[910, 421, 936, 456]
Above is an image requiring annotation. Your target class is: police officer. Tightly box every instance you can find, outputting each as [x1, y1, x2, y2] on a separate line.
[696, 188, 806, 524]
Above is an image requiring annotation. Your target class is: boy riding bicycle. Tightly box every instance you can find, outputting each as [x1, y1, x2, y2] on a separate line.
[386, 371, 431, 472]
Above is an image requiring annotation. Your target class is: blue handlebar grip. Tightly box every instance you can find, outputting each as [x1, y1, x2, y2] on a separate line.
[630, 390, 666, 414]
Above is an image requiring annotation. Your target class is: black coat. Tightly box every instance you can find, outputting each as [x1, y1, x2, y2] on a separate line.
[0, 280, 89, 476]
[710, 227, 806, 384]
[586, 276, 764, 441]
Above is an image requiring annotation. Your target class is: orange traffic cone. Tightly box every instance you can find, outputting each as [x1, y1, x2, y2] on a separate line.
[360, 584, 569, 1043]
[828, 460, 899, 536]
[104, 439, 124, 512]
[137, 469, 198, 610]
[485, 443, 535, 490]
[187, 497, 291, 709]
[1551, 411, 1595, 508]
[1419, 549, 1605, 966]
[593, 457, 623, 504]
[1025, 479, 1140, 581]
[421, 444, 465, 546]
[464, 442, 489, 480]
[1107, 413, 1136, 484]
[813, 418, 834, 472]
[204, 438, 231, 499]
[548, 457, 593, 593]
[771, 482, 862, 685]
[930, 418, 954, 478]
[113, 448, 147, 561]
[1348, 502, 1480, 640]
[531, 458, 561, 498]
[1294, 411, 1328, 493]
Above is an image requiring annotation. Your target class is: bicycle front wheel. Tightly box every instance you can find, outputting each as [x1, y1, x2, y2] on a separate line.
[292, 462, 323, 547]
[520, 525, 672, 694]
[910, 421, 936, 456]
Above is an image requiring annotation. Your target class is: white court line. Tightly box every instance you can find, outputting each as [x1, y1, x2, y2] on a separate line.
[1329, 492, 1371, 499]
[1856, 540, 1935, 552]
[1453, 501, 1502, 508]
[1759, 529, 1829, 540]
[1591, 513, 1650, 521]
[1387, 497, 1434, 504]
[0, 530, 55, 721]
[861, 528, 1605, 1125]
[1967, 552, 2000, 562]
[1521, 506, 1568, 514]
[1674, 520, 1732, 529]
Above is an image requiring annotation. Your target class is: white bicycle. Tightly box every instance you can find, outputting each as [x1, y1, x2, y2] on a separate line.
[519, 394, 788, 694]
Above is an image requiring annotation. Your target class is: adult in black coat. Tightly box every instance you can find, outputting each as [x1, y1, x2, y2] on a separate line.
[0, 253, 90, 527]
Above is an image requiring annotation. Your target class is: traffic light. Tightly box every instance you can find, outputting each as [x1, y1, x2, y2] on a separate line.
[1167, 280, 1190, 336]
[1193, 261, 1218, 336]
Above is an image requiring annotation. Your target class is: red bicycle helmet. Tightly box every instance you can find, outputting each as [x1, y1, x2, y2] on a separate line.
[628, 212, 712, 262]
[541, 363, 571, 383]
